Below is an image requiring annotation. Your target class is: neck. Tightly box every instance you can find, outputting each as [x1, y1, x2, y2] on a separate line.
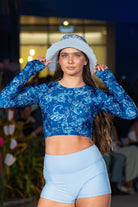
[59, 75, 85, 88]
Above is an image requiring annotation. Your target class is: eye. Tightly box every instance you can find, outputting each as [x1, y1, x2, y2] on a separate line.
[75, 54, 81, 57]
[61, 54, 68, 58]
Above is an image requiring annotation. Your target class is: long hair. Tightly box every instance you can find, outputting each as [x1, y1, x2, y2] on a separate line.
[52, 62, 113, 155]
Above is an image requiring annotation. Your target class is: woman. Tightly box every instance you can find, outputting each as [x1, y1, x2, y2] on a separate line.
[0, 34, 137, 207]
[128, 117, 138, 146]
[107, 114, 138, 194]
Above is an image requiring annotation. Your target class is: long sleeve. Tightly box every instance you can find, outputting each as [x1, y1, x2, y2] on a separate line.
[95, 69, 138, 119]
[0, 60, 46, 109]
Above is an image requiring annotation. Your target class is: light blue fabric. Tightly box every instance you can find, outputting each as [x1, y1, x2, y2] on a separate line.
[60, 34, 87, 43]
[41, 145, 111, 203]
[0, 60, 137, 139]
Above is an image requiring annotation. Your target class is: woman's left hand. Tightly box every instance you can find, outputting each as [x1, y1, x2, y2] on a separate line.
[92, 64, 108, 73]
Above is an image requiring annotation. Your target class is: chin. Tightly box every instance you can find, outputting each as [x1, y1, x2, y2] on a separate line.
[64, 70, 82, 76]
[66, 72, 79, 76]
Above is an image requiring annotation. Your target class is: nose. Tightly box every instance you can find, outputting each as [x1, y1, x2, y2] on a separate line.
[68, 55, 74, 64]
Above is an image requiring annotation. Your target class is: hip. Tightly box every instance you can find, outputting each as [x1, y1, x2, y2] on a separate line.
[43, 144, 106, 174]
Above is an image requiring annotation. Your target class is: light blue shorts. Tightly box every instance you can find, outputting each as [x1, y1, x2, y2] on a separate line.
[40, 145, 111, 203]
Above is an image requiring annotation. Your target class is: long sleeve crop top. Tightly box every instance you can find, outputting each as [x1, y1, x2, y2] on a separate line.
[0, 60, 137, 139]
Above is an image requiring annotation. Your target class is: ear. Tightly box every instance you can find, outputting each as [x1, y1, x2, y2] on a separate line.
[84, 60, 88, 66]
[84, 57, 88, 66]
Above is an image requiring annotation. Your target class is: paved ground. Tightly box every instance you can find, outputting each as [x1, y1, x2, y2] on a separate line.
[111, 193, 138, 207]
[3, 193, 138, 207]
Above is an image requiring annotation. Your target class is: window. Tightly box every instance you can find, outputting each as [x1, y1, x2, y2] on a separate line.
[20, 16, 113, 78]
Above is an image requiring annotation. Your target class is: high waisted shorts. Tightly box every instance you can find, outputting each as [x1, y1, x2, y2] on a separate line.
[40, 145, 111, 203]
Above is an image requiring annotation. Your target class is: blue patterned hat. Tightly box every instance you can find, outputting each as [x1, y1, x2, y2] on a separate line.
[46, 34, 97, 75]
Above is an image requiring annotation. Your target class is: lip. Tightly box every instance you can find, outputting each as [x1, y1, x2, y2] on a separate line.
[67, 67, 75, 69]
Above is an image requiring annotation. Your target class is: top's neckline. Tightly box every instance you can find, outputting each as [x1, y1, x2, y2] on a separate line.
[57, 81, 87, 89]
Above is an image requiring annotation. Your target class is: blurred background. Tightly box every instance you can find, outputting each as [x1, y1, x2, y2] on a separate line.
[0, 0, 138, 90]
[0, 0, 138, 206]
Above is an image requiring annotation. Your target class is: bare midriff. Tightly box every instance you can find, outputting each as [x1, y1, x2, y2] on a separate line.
[45, 135, 94, 155]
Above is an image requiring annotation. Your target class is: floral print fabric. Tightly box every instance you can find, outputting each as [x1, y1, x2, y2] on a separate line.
[0, 60, 137, 139]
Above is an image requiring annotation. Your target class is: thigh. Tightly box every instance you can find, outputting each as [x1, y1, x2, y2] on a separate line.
[76, 194, 111, 207]
[37, 197, 75, 207]
[77, 168, 111, 199]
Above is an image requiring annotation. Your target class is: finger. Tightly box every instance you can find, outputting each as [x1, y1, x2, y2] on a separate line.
[101, 64, 108, 69]
[92, 67, 95, 72]
[42, 58, 46, 62]
[98, 65, 107, 71]
[100, 66, 105, 71]
[92, 66, 97, 73]
[96, 66, 100, 71]
[45, 60, 52, 66]
[36, 57, 46, 62]
[93, 69, 96, 73]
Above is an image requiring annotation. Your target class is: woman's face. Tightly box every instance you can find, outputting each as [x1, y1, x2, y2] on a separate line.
[59, 48, 88, 77]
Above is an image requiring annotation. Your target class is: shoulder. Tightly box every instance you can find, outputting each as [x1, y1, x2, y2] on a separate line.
[33, 81, 57, 92]
[85, 85, 106, 106]
[86, 84, 104, 96]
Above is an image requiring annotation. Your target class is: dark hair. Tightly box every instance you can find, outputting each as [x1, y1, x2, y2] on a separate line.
[52, 60, 113, 155]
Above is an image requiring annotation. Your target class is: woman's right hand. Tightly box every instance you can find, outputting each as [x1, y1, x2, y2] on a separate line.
[36, 57, 51, 67]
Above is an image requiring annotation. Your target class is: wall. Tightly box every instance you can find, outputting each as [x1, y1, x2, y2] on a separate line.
[115, 23, 138, 86]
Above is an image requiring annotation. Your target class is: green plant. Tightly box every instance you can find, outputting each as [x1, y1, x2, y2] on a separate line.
[0, 109, 44, 203]
[5, 136, 44, 199]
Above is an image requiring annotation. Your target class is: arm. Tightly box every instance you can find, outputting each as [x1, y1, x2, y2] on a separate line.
[95, 68, 138, 119]
[0, 60, 46, 108]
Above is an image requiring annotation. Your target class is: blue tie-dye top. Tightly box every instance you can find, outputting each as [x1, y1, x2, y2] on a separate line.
[0, 60, 137, 139]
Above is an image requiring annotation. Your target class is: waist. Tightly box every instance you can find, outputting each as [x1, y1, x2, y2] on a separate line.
[45, 135, 94, 155]
[43, 144, 103, 174]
